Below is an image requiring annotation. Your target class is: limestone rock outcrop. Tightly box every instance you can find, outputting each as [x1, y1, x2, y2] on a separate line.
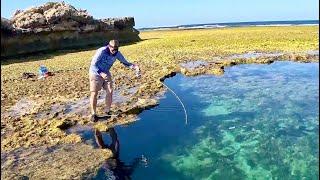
[11, 2, 95, 31]
[1, 2, 140, 57]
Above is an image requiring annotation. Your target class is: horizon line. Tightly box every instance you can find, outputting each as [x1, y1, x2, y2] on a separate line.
[137, 19, 319, 29]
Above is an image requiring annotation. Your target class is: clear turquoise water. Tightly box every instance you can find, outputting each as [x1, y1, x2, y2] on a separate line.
[92, 61, 319, 180]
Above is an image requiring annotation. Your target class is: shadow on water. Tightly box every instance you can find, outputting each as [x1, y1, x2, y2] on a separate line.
[90, 127, 147, 180]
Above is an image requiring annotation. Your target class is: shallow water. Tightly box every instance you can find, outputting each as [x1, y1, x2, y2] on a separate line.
[83, 61, 318, 179]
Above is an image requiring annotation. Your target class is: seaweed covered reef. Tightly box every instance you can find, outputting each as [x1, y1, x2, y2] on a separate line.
[1, 25, 319, 179]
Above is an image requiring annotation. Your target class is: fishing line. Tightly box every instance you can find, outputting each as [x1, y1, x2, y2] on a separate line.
[159, 81, 188, 125]
[50, 68, 189, 122]
[122, 73, 188, 125]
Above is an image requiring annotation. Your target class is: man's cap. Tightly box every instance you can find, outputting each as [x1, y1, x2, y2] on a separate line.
[109, 40, 119, 47]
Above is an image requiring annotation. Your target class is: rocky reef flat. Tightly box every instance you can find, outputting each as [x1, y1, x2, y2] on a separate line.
[1, 21, 319, 178]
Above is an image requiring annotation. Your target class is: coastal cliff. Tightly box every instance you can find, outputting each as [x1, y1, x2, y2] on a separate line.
[1, 2, 140, 58]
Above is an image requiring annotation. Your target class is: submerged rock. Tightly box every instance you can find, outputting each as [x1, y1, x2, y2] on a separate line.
[137, 98, 158, 108]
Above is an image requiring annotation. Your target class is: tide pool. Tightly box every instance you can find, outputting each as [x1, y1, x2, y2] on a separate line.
[92, 61, 319, 179]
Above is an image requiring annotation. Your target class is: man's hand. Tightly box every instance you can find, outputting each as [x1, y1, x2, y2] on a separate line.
[130, 64, 140, 71]
[100, 72, 108, 79]
[131, 64, 141, 78]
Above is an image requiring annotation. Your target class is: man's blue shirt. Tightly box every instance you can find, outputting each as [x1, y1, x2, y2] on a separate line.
[89, 46, 133, 76]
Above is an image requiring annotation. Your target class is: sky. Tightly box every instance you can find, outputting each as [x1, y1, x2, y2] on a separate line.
[1, 0, 319, 28]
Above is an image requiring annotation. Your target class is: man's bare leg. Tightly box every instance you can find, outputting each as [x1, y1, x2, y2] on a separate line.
[90, 91, 99, 115]
[105, 82, 113, 113]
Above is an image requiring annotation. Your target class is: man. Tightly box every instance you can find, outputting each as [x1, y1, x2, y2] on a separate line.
[89, 39, 140, 122]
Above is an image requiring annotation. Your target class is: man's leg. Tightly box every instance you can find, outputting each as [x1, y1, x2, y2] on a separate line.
[89, 75, 103, 121]
[105, 78, 113, 113]
[90, 91, 99, 115]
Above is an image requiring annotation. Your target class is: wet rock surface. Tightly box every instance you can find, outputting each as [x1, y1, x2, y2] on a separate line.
[1, 143, 111, 179]
[179, 51, 319, 76]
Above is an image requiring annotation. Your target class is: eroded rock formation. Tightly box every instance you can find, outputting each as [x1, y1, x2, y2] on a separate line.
[1, 2, 140, 57]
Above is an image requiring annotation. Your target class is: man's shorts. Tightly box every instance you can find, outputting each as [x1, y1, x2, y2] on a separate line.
[89, 72, 112, 92]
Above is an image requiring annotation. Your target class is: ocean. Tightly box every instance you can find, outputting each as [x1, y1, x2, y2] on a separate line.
[138, 20, 319, 31]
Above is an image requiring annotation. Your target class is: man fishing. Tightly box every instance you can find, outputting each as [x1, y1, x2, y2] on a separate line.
[89, 39, 140, 122]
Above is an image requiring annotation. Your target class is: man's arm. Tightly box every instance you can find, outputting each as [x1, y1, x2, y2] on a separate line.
[116, 51, 140, 76]
[116, 51, 134, 67]
[90, 48, 105, 75]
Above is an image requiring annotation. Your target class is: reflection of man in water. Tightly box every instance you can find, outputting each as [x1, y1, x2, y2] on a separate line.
[94, 128, 146, 179]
